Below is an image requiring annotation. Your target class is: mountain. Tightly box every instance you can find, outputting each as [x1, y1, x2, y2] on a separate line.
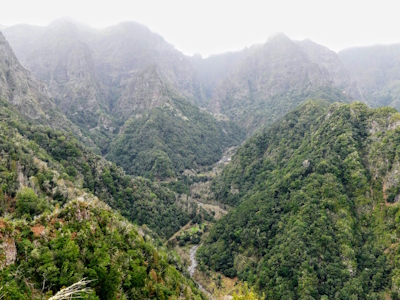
[89, 21, 205, 110]
[190, 48, 253, 101]
[3, 20, 205, 125]
[3, 20, 110, 138]
[0, 31, 96, 148]
[198, 101, 400, 299]
[3, 20, 242, 178]
[339, 44, 400, 110]
[195, 34, 358, 134]
[107, 86, 245, 179]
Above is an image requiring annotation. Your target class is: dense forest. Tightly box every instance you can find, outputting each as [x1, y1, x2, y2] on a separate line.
[107, 93, 244, 179]
[0, 99, 202, 238]
[0, 100, 206, 299]
[198, 101, 400, 299]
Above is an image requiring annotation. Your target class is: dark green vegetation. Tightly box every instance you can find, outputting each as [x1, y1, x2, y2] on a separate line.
[198, 101, 400, 299]
[0, 199, 203, 299]
[108, 93, 244, 179]
[0, 101, 200, 239]
[0, 101, 205, 299]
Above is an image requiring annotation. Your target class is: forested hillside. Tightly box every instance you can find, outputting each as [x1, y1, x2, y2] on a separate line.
[0, 199, 203, 299]
[0, 100, 206, 299]
[0, 100, 203, 238]
[107, 90, 245, 179]
[199, 101, 400, 299]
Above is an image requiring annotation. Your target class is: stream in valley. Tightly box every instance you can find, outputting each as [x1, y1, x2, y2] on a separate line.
[188, 245, 213, 298]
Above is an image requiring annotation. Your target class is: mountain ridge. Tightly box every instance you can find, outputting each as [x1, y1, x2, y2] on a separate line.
[198, 100, 400, 298]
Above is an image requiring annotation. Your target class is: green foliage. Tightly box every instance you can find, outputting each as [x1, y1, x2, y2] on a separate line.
[15, 187, 47, 218]
[0, 105, 195, 238]
[0, 200, 203, 299]
[199, 101, 400, 299]
[107, 94, 245, 179]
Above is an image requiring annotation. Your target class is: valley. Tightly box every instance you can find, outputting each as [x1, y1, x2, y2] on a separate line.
[2, 16, 400, 300]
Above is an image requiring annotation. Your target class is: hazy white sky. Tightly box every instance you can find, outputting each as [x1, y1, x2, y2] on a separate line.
[1, 0, 399, 57]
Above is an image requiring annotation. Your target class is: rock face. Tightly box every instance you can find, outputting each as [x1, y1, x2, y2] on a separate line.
[0, 31, 54, 119]
[203, 33, 356, 133]
[0, 31, 94, 146]
[112, 64, 177, 122]
[90, 21, 205, 109]
[339, 44, 400, 111]
[3, 20, 205, 129]
[3, 20, 211, 157]
[190, 48, 253, 100]
[4, 20, 108, 129]
[295, 39, 362, 100]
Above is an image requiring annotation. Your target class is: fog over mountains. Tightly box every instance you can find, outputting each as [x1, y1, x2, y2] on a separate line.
[5, 19, 400, 137]
[3, 17, 400, 299]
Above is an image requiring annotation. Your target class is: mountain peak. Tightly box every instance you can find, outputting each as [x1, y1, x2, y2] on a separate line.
[267, 32, 292, 43]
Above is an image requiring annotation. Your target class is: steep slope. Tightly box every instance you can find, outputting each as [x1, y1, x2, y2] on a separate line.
[0, 199, 204, 299]
[295, 39, 362, 99]
[0, 31, 95, 147]
[206, 34, 355, 134]
[0, 103, 203, 239]
[198, 101, 400, 299]
[3, 20, 241, 175]
[90, 21, 205, 109]
[190, 48, 253, 100]
[4, 20, 110, 134]
[339, 44, 400, 110]
[108, 86, 245, 179]
[0, 112, 204, 298]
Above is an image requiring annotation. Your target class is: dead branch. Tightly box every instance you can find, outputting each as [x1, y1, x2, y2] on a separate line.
[48, 278, 95, 300]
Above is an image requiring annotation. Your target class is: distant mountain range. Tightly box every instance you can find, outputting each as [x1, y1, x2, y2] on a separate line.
[4, 19, 400, 173]
[197, 33, 360, 133]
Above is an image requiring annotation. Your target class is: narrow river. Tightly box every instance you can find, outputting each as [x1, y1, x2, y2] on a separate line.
[188, 245, 213, 299]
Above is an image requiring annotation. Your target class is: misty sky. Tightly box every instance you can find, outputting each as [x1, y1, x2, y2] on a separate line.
[1, 0, 399, 57]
